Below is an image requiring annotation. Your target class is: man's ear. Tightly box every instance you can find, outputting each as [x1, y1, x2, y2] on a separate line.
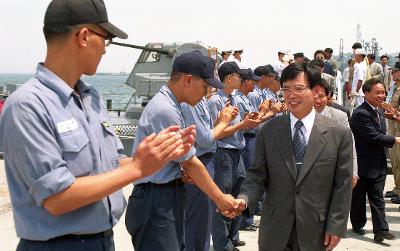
[183, 74, 192, 87]
[75, 28, 89, 48]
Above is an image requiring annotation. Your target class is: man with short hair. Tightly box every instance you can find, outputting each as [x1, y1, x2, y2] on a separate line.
[350, 78, 400, 242]
[0, 1, 197, 250]
[310, 59, 336, 91]
[313, 79, 358, 188]
[324, 48, 339, 75]
[182, 92, 238, 251]
[209, 62, 259, 251]
[367, 54, 384, 80]
[125, 51, 245, 251]
[237, 63, 353, 251]
[381, 55, 392, 90]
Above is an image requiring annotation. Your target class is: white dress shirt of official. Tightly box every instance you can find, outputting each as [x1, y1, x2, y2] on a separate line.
[290, 108, 316, 145]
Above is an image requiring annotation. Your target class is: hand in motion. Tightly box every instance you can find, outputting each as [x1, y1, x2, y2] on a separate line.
[216, 195, 247, 218]
[258, 99, 272, 114]
[217, 105, 239, 125]
[133, 125, 196, 177]
[324, 233, 341, 251]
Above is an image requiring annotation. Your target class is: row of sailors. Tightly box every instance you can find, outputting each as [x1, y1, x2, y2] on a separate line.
[129, 50, 358, 251]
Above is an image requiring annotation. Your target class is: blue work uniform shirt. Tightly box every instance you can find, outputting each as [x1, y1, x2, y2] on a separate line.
[247, 85, 265, 111]
[207, 89, 245, 149]
[132, 85, 196, 185]
[263, 88, 278, 103]
[0, 64, 126, 241]
[234, 90, 257, 134]
[181, 98, 217, 157]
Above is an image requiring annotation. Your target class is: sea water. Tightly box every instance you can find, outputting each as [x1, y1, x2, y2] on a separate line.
[0, 73, 133, 110]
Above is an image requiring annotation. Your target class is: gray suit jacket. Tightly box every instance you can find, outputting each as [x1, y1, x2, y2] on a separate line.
[323, 106, 358, 177]
[238, 113, 353, 251]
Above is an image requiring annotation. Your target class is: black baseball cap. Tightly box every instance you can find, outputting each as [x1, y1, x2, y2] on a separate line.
[44, 0, 128, 39]
[218, 62, 244, 82]
[254, 64, 278, 77]
[172, 50, 223, 89]
[240, 69, 261, 81]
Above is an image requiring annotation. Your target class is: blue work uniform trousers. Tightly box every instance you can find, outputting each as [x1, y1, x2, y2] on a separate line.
[184, 152, 215, 251]
[212, 148, 245, 251]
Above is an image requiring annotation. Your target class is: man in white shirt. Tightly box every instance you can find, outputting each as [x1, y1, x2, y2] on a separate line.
[350, 49, 368, 111]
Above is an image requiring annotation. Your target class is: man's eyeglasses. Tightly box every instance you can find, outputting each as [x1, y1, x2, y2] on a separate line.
[88, 29, 113, 47]
[281, 85, 310, 95]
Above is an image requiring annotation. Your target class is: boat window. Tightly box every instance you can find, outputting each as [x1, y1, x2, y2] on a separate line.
[138, 44, 163, 63]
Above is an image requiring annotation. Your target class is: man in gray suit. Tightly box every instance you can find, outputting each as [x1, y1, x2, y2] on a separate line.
[314, 79, 359, 189]
[237, 63, 353, 251]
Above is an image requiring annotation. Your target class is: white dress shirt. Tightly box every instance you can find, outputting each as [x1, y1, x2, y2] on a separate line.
[290, 108, 316, 145]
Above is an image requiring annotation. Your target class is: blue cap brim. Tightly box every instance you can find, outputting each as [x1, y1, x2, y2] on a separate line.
[205, 77, 224, 89]
[252, 75, 261, 81]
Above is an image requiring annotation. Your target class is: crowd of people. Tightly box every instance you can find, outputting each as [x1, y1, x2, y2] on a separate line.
[1, 1, 400, 251]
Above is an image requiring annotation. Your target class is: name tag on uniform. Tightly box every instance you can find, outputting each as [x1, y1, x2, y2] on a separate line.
[57, 119, 79, 134]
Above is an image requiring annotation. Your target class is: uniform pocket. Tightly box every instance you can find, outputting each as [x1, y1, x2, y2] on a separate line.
[58, 128, 91, 177]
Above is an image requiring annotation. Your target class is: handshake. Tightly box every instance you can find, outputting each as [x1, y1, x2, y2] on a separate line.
[215, 194, 247, 219]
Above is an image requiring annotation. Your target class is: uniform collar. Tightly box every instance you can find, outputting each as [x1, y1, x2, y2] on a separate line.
[35, 63, 93, 102]
[161, 85, 181, 109]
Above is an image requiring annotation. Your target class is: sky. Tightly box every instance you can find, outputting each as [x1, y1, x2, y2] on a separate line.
[0, 0, 399, 73]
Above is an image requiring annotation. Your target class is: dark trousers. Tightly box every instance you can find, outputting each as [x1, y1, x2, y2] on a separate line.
[350, 174, 389, 233]
[259, 225, 300, 251]
[17, 232, 114, 251]
[184, 152, 214, 251]
[240, 135, 256, 228]
[212, 147, 244, 251]
[125, 180, 186, 251]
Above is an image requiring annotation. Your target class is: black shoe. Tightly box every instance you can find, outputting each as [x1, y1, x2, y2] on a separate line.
[374, 231, 395, 242]
[232, 240, 246, 247]
[352, 227, 365, 235]
[251, 222, 260, 228]
[391, 197, 400, 204]
[232, 248, 240, 251]
[385, 191, 399, 198]
[240, 225, 257, 231]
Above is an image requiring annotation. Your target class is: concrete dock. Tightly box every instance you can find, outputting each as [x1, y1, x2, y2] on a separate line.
[1, 160, 399, 251]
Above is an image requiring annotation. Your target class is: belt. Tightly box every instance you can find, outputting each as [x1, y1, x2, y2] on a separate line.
[136, 178, 184, 188]
[243, 132, 256, 138]
[23, 229, 113, 243]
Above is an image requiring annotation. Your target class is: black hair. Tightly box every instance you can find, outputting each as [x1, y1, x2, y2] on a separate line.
[43, 25, 75, 42]
[313, 50, 325, 59]
[310, 59, 324, 69]
[324, 48, 333, 53]
[380, 55, 389, 60]
[347, 59, 352, 65]
[362, 77, 384, 93]
[367, 54, 376, 60]
[314, 78, 331, 96]
[352, 42, 362, 49]
[280, 63, 321, 89]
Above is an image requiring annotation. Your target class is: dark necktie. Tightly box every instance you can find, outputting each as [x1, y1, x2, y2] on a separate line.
[293, 120, 306, 171]
[375, 108, 381, 126]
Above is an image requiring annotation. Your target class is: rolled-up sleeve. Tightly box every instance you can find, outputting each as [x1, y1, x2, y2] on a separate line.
[1, 98, 75, 205]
